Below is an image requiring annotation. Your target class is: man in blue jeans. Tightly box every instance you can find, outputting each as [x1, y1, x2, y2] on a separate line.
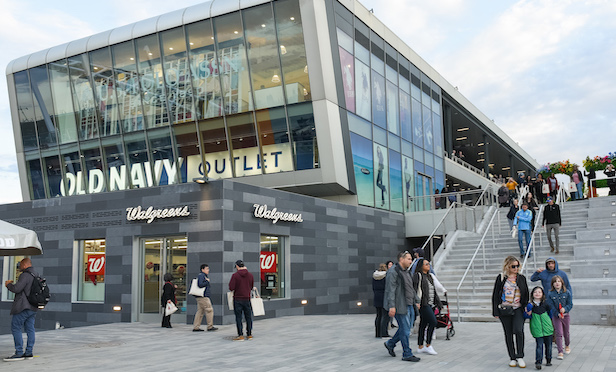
[229, 260, 255, 341]
[4, 258, 38, 362]
[383, 251, 420, 362]
[514, 203, 533, 257]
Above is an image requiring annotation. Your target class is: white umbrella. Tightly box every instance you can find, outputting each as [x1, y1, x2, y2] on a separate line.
[0, 220, 42, 256]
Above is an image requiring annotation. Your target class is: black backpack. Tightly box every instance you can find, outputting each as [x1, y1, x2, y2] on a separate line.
[27, 273, 50, 309]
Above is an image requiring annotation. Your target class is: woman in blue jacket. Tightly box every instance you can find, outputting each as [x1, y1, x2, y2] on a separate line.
[545, 275, 573, 360]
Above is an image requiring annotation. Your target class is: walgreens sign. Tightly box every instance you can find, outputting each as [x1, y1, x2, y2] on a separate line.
[260, 251, 277, 273]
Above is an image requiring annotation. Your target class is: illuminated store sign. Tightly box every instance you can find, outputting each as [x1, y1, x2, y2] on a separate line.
[126, 205, 191, 224]
[253, 204, 303, 224]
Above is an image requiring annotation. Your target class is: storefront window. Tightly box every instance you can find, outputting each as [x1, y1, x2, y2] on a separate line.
[43, 154, 62, 197]
[76, 239, 105, 302]
[90, 47, 120, 136]
[81, 141, 105, 194]
[29, 65, 58, 148]
[433, 112, 443, 156]
[103, 138, 127, 191]
[355, 59, 371, 121]
[399, 90, 411, 141]
[256, 108, 293, 174]
[411, 98, 422, 147]
[386, 81, 398, 135]
[173, 123, 201, 183]
[260, 235, 285, 299]
[68, 54, 99, 140]
[199, 117, 232, 179]
[422, 104, 433, 153]
[49, 59, 78, 144]
[60, 144, 83, 196]
[125, 133, 150, 188]
[26, 156, 46, 200]
[371, 72, 386, 128]
[389, 149, 403, 212]
[13, 71, 38, 151]
[288, 103, 318, 170]
[374, 143, 389, 209]
[161, 27, 196, 125]
[227, 113, 261, 177]
[402, 155, 414, 212]
[148, 128, 177, 185]
[350, 132, 374, 207]
[136, 34, 169, 128]
[339, 46, 355, 112]
[112, 41, 144, 133]
[3, 256, 26, 301]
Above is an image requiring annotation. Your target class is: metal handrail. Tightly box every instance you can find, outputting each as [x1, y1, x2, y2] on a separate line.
[419, 201, 476, 260]
[454, 206, 500, 322]
[520, 204, 545, 275]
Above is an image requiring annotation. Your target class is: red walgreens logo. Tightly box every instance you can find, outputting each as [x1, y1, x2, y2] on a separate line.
[87, 254, 106, 276]
[260, 252, 277, 273]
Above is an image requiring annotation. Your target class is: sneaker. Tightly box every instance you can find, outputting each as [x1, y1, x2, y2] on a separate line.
[557, 353, 563, 360]
[192, 328, 204, 332]
[401, 355, 420, 362]
[535, 364, 542, 370]
[565, 346, 571, 354]
[424, 345, 438, 355]
[247, 335, 253, 340]
[3, 354, 24, 362]
[207, 327, 218, 331]
[546, 360, 552, 366]
[384, 342, 396, 357]
[232, 336, 245, 341]
[23, 354, 33, 360]
[416, 347, 426, 354]
[517, 358, 526, 368]
[509, 360, 518, 367]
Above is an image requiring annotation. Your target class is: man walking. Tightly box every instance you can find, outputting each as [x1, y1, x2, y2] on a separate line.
[514, 203, 533, 257]
[542, 197, 562, 253]
[4, 258, 38, 362]
[229, 260, 254, 341]
[383, 251, 420, 362]
[531, 258, 573, 295]
[192, 264, 218, 332]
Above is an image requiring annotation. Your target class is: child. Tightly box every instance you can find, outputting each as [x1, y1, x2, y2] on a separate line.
[525, 286, 553, 370]
[546, 275, 573, 360]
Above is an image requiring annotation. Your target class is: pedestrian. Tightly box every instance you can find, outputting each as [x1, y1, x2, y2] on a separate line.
[524, 286, 554, 370]
[514, 203, 533, 257]
[229, 260, 255, 341]
[161, 273, 177, 328]
[3, 258, 38, 362]
[498, 183, 510, 207]
[542, 198, 562, 253]
[372, 263, 389, 338]
[604, 164, 616, 196]
[383, 251, 421, 362]
[413, 259, 442, 355]
[570, 165, 584, 200]
[385, 260, 396, 329]
[492, 256, 529, 368]
[506, 177, 519, 202]
[535, 174, 546, 204]
[507, 199, 519, 232]
[584, 168, 597, 198]
[547, 173, 559, 199]
[524, 192, 539, 230]
[546, 275, 573, 360]
[530, 258, 572, 295]
[434, 189, 440, 209]
[192, 264, 218, 332]
[439, 189, 447, 210]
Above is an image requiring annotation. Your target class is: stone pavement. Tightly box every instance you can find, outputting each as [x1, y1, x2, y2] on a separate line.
[1, 314, 615, 371]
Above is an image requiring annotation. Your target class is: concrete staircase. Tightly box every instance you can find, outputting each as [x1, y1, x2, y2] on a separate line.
[434, 199, 590, 323]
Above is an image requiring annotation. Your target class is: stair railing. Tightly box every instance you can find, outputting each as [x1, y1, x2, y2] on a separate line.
[520, 204, 545, 275]
[454, 207, 500, 322]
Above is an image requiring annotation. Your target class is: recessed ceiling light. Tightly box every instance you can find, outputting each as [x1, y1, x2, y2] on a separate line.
[456, 136, 467, 141]
[478, 142, 484, 146]
[261, 24, 266, 28]
[169, 47, 173, 50]
[290, 17, 295, 20]
[148, 52, 153, 56]
[457, 127, 469, 132]
[234, 31, 239, 34]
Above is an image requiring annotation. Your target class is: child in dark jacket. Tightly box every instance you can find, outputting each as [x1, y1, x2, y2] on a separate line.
[545, 275, 573, 360]
[525, 286, 553, 370]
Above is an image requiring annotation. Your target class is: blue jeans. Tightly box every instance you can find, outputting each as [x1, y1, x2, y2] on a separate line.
[386, 305, 416, 358]
[575, 182, 583, 200]
[233, 300, 253, 336]
[12, 309, 36, 355]
[535, 335, 552, 363]
[518, 229, 531, 256]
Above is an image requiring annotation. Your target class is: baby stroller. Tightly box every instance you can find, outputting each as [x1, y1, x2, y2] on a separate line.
[435, 293, 455, 340]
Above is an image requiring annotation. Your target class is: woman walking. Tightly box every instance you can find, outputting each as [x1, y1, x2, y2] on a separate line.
[372, 263, 389, 338]
[161, 273, 177, 328]
[492, 256, 529, 368]
[413, 259, 442, 355]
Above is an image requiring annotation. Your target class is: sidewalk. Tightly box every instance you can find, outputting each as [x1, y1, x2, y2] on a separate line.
[1, 314, 615, 371]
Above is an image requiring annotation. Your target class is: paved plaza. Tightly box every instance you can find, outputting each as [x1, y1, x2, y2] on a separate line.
[1, 314, 614, 371]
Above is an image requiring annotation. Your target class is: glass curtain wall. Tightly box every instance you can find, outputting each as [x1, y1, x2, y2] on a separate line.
[112, 41, 144, 133]
[136, 35, 169, 128]
[67, 54, 99, 140]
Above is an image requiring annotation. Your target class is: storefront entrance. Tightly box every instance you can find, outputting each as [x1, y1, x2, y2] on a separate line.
[138, 235, 187, 322]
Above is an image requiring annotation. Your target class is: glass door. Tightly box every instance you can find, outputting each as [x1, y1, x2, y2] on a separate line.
[139, 235, 187, 321]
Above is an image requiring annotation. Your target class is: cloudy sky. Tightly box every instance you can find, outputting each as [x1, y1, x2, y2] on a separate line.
[0, 0, 614, 203]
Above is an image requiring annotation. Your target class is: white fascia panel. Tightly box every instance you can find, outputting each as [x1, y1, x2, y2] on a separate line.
[46, 43, 70, 63]
[239, 0, 270, 9]
[182, 1, 213, 25]
[66, 37, 90, 58]
[132, 16, 160, 39]
[27, 49, 49, 69]
[5, 59, 15, 75]
[86, 31, 112, 52]
[157, 8, 186, 32]
[210, 0, 240, 18]
[109, 24, 135, 45]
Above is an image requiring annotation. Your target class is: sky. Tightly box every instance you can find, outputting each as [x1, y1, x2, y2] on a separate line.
[0, 0, 614, 203]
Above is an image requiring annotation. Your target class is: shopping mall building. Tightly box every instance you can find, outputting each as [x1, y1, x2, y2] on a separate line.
[0, 0, 538, 332]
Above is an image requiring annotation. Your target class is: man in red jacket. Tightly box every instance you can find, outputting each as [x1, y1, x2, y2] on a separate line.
[229, 260, 255, 341]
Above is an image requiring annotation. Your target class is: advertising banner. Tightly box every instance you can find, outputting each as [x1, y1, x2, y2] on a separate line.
[339, 47, 355, 112]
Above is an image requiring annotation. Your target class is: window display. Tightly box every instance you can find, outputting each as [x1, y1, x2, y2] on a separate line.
[260, 235, 285, 299]
[77, 239, 106, 302]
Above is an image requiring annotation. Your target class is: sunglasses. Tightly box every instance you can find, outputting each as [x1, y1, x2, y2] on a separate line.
[511, 265, 519, 269]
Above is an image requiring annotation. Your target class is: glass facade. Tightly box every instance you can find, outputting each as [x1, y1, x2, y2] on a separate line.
[11, 0, 317, 200]
[336, 3, 445, 212]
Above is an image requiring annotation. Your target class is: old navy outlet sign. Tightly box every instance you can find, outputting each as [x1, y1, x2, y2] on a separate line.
[59, 143, 293, 196]
[253, 204, 303, 224]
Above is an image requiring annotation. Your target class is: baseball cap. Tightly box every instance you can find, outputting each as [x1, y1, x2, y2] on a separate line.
[235, 260, 245, 268]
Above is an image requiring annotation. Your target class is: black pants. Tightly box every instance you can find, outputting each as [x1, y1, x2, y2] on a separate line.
[375, 307, 389, 337]
[418, 305, 437, 346]
[234, 299, 253, 336]
[499, 307, 525, 360]
[162, 307, 172, 328]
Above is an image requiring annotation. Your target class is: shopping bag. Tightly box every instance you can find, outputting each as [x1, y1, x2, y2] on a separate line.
[251, 289, 265, 317]
[511, 225, 518, 239]
[227, 291, 234, 311]
[188, 278, 204, 297]
[568, 182, 577, 192]
[542, 184, 549, 194]
[165, 301, 178, 316]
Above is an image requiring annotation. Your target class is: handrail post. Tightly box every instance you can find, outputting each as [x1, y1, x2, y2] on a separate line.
[456, 290, 461, 323]
[482, 239, 486, 271]
[497, 207, 501, 235]
[471, 260, 475, 294]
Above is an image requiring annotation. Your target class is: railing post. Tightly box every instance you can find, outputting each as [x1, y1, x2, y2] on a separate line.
[456, 291, 461, 323]
[482, 239, 486, 271]
[471, 260, 476, 294]
[429, 238, 434, 261]
[497, 208, 501, 235]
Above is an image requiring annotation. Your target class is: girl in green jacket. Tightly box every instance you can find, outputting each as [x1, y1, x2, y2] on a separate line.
[525, 286, 554, 370]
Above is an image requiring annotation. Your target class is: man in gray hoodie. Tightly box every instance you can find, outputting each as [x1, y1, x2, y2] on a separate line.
[383, 251, 420, 362]
[4, 258, 38, 362]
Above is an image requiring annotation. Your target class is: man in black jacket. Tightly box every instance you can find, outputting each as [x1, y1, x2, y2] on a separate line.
[542, 197, 562, 253]
[4, 258, 38, 362]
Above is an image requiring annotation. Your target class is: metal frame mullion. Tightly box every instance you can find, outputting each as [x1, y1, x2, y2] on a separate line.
[22, 68, 46, 199]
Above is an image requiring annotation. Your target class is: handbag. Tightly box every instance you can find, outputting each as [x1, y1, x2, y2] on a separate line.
[165, 301, 178, 316]
[227, 291, 234, 311]
[542, 184, 549, 194]
[250, 289, 265, 317]
[511, 225, 518, 238]
[568, 182, 577, 192]
[188, 278, 204, 297]
[497, 304, 515, 317]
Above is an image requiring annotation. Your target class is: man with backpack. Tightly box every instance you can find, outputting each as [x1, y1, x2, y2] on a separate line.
[4, 258, 39, 362]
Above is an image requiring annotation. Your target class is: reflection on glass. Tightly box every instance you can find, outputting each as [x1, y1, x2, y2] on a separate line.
[112, 41, 144, 133]
[372, 72, 386, 128]
[27, 157, 45, 200]
[90, 48, 120, 136]
[173, 123, 200, 183]
[389, 149, 403, 212]
[78, 239, 106, 302]
[136, 35, 169, 128]
[355, 59, 371, 121]
[49, 60, 78, 144]
[68, 54, 99, 140]
[13, 71, 38, 151]
[29, 65, 58, 148]
[186, 19, 223, 119]
[288, 103, 318, 170]
[386, 81, 398, 135]
[124, 133, 150, 188]
[400, 90, 411, 141]
[339, 47, 355, 112]
[423, 104, 433, 153]
[256, 108, 292, 173]
[44, 154, 62, 197]
[81, 140, 105, 194]
[244, 4, 285, 109]
[403, 155, 414, 211]
[148, 128, 177, 185]
[260, 235, 285, 298]
[103, 137, 127, 191]
[214, 12, 253, 115]
[412, 98, 422, 147]
[274, 0, 311, 103]
[227, 113, 261, 177]
[350, 132, 374, 207]
[433, 112, 443, 156]
[161, 27, 196, 124]
[59, 145, 83, 196]
[199, 117, 232, 179]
